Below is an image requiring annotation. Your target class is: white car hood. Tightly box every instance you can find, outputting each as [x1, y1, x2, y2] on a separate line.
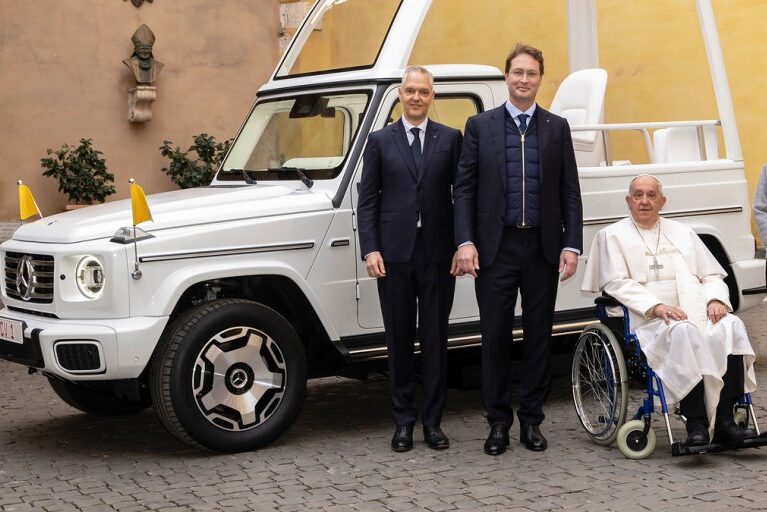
[12, 185, 333, 244]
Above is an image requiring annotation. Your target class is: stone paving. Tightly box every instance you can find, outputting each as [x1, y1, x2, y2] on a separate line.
[1, 304, 767, 511]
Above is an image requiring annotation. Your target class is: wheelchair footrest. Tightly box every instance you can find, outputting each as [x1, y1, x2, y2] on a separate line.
[671, 432, 767, 456]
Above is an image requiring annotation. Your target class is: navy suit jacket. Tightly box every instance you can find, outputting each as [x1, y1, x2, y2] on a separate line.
[358, 118, 463, 263]
[453, 104, 583, 267]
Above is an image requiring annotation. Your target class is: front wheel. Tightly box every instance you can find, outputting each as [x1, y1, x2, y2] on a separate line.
[150, 299, 307, 452]
[616, 419, 656, 459]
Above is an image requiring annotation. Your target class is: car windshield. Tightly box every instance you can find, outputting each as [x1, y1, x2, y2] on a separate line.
[217, 91, 371, 182]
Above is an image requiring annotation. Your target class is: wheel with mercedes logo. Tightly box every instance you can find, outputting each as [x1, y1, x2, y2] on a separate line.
[150, 298, 307, 452]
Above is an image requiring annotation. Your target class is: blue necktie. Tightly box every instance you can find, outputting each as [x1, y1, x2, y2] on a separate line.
[517, 113, 529, 133]
[410, 127, 422, 174]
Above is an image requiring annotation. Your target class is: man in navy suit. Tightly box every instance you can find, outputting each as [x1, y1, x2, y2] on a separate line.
[454, 44, 583, 455]
[358, 66, 462, 452]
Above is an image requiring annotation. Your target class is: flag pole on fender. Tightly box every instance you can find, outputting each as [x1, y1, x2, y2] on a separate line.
[17, 180, 43, 224]
[128, 178, 153, 280]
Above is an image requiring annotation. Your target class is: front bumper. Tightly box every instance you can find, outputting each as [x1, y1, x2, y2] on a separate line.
[0, 308, 168, 380]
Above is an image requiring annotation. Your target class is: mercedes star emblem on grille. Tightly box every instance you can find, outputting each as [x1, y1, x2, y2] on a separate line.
[15, 255, 34, 301]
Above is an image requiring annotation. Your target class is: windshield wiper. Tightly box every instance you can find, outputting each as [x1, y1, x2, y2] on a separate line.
[224, 168, 258, 184]
[266, 167, 314, 190]
[224, 167, 314, 189]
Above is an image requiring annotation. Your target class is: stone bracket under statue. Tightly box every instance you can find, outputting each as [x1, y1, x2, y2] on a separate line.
[128, 85, 156, 123]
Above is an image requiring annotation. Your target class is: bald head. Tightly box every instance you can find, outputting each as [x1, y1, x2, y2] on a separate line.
[626, 175, 666, 227]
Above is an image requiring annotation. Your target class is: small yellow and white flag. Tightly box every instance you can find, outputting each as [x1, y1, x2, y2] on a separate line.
[18, 180, 43, 221]
[129, 178, 153, 226]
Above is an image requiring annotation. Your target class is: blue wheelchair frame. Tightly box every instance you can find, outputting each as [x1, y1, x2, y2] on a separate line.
[594, 295, 764, 456]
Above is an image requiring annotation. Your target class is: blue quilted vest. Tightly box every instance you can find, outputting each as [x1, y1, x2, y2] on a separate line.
[504, 109, 541, 227]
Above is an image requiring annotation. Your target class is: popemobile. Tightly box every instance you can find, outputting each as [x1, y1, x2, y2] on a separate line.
[0, 0, 764, 452]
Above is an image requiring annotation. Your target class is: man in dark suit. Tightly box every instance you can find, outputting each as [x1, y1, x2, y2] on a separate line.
[454, 44, 583, 455]
[358, 66, 462, 452]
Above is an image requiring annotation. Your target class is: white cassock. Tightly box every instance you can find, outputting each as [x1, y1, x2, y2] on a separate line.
[582, 217, 756, 432]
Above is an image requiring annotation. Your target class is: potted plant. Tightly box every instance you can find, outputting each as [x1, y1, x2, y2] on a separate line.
[41, 138, 116, 209]
[159, 133, 232, 189]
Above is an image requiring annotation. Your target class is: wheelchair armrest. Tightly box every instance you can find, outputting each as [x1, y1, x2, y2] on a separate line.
[594, 293, 621, 308]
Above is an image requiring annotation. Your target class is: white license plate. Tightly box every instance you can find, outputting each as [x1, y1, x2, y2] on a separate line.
[0, 317, 24, 344]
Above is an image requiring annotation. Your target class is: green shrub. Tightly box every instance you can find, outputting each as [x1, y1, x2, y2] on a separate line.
[159, 133, 232, 189]
[41, 138, 116, 204]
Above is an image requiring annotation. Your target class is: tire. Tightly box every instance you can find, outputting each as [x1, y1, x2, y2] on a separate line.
[47, 377, 150, 415]
[617, 419, 656, 459]
[572, 323, 629, 446]
[150, 299, 307, 452]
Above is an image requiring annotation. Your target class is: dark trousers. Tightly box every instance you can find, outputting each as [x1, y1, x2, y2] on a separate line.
[475, 227, 559, 427]
[377, 231, 455, 427]
[680, 354, 745, 427]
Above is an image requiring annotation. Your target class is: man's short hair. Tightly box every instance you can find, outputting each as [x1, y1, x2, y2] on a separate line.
[401, 65, 434, 89]
[504, 43, 545, 76]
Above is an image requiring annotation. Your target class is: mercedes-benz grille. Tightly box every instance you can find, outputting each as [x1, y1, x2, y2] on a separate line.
[4, 252, 54, 303]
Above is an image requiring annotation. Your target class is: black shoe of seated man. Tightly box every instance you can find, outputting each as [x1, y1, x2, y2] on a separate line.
[519, 423, 548, 452]
[423, 426, 449, 450]
[391, 425, 414, 452]
[685, 422, 710, 447]
[712, 416, 756, 444]
[484, 423, 510, 456]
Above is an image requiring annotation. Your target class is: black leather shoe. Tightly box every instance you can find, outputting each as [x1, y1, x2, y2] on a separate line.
[713, 416, 756, 444]
[484, 423, 510, 456]
[391, 425, 414, 452]
[685, 422, 710, 447]
[519, 423, 548, 452]
[423, 426, 449, 450]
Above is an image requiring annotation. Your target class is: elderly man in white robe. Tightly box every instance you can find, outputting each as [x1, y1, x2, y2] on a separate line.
[582, 175, 757, 446]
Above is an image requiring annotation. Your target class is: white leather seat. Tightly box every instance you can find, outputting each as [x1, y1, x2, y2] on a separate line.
[652, 126, 718, 163]
[549, 68, 608, 167]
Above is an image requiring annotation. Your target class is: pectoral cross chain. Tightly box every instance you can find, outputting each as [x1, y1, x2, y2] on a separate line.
[632, 220, 664, 280]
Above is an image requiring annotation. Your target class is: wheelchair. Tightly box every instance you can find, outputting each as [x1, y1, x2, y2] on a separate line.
[572, 295, 767, 459]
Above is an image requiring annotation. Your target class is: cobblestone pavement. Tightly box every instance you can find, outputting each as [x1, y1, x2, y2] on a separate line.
[1, 305, 767, 512]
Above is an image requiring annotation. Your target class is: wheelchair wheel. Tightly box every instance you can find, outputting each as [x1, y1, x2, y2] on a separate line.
[617, 420, 656, 459]
[572, 323, 628, 445]
[734, 409, 749, 429]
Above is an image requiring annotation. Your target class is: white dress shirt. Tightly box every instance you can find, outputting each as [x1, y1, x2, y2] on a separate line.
[505, 100, 536, 131]
[401, 116, 428, 148]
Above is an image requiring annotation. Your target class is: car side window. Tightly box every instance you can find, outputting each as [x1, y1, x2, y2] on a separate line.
[387, 95, 480, 132]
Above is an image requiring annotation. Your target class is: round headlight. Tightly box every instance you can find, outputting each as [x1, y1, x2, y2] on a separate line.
[76, 256, 105, 299]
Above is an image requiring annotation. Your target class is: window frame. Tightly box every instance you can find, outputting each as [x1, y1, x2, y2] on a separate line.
[383, 92, 484, 129]
[216, 89, 373, 182]
[275, 0, 405, 80]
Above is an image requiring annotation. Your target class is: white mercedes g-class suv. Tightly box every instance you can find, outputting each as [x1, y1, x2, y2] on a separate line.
[1, 0, 764, 452]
